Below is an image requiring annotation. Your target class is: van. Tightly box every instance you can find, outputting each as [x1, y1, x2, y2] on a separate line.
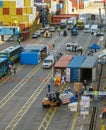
[98, 53, 106, 63]
[43, 55, 55, 68]
[91, 24, 98, 34]
[84, 24, 90, 33]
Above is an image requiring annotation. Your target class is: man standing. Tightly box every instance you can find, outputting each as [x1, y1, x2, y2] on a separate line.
[47, 82, 51, 93]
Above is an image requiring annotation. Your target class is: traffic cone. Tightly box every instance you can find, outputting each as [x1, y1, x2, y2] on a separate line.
[27, 77, 30, 83]
[44, 78, 47, 83]
[12, 77, 15, 82]
[17, 77, 21, 82]
[6, 77, 10, 82]
[36, 77, 40, 83]
[1, 77, 4, 82]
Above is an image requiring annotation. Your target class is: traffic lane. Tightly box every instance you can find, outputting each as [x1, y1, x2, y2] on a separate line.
[13, 81, 59, 130]
[0, 68, 51, 129]
[0, 64, 36, 100]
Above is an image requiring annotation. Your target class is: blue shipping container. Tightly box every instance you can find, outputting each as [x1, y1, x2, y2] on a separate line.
[56, 4, 63, 9]
[20, 52, 40, 65]
[67, 56, 85, 82]
[0, 1, 2, 7]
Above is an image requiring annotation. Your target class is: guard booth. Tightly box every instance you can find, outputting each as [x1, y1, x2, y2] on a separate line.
[80, 56, 98, 82]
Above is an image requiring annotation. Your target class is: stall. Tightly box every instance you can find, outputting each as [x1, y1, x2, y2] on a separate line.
[80, 56, 98, 82]
[66, 56, 85, 82]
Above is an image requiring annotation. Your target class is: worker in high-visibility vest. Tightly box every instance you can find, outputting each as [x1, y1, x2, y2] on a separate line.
[101, 125, 105, 130]
[94, 90, 98, 100]
[102, 108, 106, 118]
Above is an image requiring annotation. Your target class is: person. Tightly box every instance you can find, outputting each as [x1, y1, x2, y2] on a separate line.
[18, 38, 21, 45]
[8, 63, 12, 74]
[13, 64, 16, 74]
[47, 82, 51, 93]
[102, 108, 106, 118]
[61, 75, 66, 85]
[83, 80, 87, 90]
[52, 42, 55, 49]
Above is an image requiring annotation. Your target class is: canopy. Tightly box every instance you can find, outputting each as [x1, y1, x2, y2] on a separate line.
[88, 43, 101, 49]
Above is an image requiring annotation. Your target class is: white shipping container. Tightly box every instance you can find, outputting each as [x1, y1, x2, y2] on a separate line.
[16, 0, 24, 8]
[51, 2, 57, 12]
[67, 1, 72, 14]
[68, 102, 78, 112]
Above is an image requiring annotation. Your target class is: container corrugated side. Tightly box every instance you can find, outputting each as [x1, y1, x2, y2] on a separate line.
[9, 8, 16, 15]
[0, 8, 2, 15]
[2, 1, 9, 8]
[16, 0, 24, 8]
[24, 0, 31, 6]
[9, 1, 16, 8]
[3, 8, 9, 15]
[0, 0, 3, 7]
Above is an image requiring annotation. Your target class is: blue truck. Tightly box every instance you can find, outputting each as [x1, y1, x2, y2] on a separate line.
[71, 26, 78, 36]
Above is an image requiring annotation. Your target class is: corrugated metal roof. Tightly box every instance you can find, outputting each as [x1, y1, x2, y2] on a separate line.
[67, 56, 86, 68]
[24, 44, 48, 51]
[80, 56, 98, 68]
[54, 55, 73, 68]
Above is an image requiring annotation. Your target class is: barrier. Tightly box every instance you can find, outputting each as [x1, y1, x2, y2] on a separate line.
[44, 78, 47, 83]
[27, 77, 30, 83]
[17, 77, 21, 82]
[36, 77, 40, 83]
[11, 77, 15, 82]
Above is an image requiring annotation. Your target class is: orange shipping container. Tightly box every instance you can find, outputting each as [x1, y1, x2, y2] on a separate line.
[3, 8, 9, 15]
[16, 8, 23, 15]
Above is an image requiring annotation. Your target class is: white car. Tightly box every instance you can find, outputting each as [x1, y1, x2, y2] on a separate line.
[39, 27, 45, 33]
[45, 24, 50, 30]
[65, 42, 79, 50]
[49, 26, 55, 32]
[94, 31, 104, 36]
[31, 31, 41, 38]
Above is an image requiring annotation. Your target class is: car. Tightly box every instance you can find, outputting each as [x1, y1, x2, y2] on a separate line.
[31, 31, 41, 38]
[39, 27, 45, 34]
[45, 24, 50, 30]
[94, 31, 104, 36]
[49, 26, 55, 32]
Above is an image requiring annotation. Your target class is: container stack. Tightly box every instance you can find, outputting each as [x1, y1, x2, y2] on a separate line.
[0, 0, 36, 28]
[56, 3, 63, 15]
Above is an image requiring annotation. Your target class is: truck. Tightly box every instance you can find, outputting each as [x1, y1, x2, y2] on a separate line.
[50, 14, 79, 26]
[60, 19, 67, 29]
[91, 24, 98, 34]
[84, 24, 91, 33]
[77, 17, 86, 30]
[71, 26, 78, 35]
[67, 17, 77, 30]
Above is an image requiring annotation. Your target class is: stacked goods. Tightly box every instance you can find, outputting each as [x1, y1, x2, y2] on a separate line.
[74, 82, 83, 95]
[68, 102, 78, 112]
[80, 96, 90, 115]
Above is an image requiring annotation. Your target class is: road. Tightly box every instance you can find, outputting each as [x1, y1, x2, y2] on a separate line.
[0, 3, 105, 130]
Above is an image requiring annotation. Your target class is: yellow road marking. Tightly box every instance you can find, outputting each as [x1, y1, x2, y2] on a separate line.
[70, 112, 78, 130]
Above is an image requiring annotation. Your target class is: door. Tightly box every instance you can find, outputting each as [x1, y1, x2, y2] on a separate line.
[66, 68, 71, 82]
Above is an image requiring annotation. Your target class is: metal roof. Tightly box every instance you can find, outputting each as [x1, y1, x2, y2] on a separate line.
[0, 58, 7, 63]
[67, 56, 86, 68]
[24, 44, 48, 51]
[80, 56, 98, 68]
[54, 55, 73, 68]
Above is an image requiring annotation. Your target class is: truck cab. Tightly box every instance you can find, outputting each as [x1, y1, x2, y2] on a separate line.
[60, 19, 67, 29]
[67, 17, 77, 30]
[91, 24, 98, 34]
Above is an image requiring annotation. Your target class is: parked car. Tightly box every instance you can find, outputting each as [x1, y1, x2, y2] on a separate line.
[94, 31, 104, 36]
[32, 31, 41, 38]
[45, 24, 50, 30]
[39, 27, 45, 33]
[49, 26, 55, 32]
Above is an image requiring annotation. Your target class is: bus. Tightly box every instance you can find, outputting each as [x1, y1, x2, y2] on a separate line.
[0, 45, 23, 64]
[0, 58, 9, 78]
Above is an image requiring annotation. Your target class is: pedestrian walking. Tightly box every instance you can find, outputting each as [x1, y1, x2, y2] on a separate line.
[8, 63, 12, 74]
[52, 42, 55, 49]
[61, 75, 66, 85]
[47, 82, 51, 93]
[13, 64, 16, 74]
[18, 38, 21, 45]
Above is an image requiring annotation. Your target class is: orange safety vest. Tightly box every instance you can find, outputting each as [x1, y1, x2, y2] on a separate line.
[103, 108, 106, 112]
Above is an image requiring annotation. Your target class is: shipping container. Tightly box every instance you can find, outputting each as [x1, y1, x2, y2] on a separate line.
[9, 1, 16, 8]
[66, 56, 85, 82]
[16, 8, 23, 15]
[19, 22, 29, 31]
[2, 1, 9, 8]
[53, 55, 73, 77]
[56, 3, 63, 9]
[24, 0, 31, 6]
[0, 8, 2, 15]
[3, 8, 9, 15]
[20, 52, 40, 65]
[0, 0, 3, 7]
[80, 56, 98, 82]
[9, 8, 16, 15]
[25, 7, 33, 14]
[16, 0, 24, 8]
[51, 14, 79, 25]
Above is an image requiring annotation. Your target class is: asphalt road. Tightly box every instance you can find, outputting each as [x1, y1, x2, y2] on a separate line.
[0, 4, 105, 130]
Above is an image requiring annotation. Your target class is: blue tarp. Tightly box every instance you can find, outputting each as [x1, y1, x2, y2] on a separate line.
[67, 56, 86, 82]
[88, 43, 101, 49]
[80, 56, 98, 68]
